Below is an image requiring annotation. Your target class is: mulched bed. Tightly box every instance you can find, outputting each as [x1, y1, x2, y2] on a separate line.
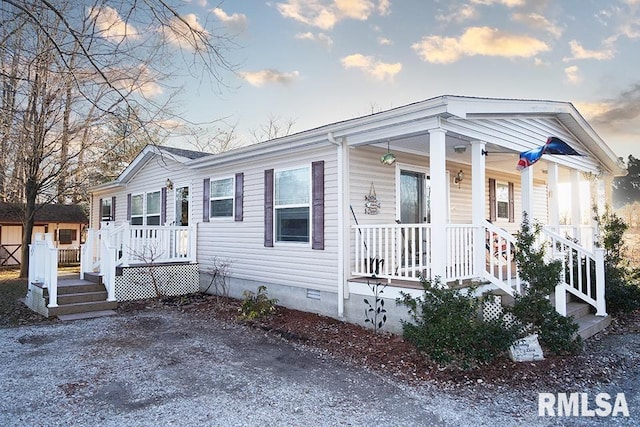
[118, 292, 640, 392]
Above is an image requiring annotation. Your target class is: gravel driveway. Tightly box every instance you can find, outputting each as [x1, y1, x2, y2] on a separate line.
[0, 307, 636, 426]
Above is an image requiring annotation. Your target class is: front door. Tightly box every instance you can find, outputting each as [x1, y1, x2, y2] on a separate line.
[400, 169, 430, 223]
[175, 186, 190, 226]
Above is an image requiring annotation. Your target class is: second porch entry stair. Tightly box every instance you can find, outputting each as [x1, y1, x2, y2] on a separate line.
[45, 273, 117, 321]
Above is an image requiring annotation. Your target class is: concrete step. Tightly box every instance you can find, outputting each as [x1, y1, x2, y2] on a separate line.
[576, 314, 612, 340]
[56, 291, 108, 305]
[58, 310, 117, 322]
[566, 301, 591, 319]
[48, 300, 118, 317]
[83, 272, 102, 285]
[44, 279, 104, 296]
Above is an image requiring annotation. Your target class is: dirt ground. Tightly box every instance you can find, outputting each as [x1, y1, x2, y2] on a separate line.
[1, 272, 639, 426]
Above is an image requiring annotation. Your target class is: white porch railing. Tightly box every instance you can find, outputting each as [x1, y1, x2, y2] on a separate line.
[352, 223, 431, 280]
[542, 227, 606, 316]
[445, 224, 476, 281]
[28, 233, 59, 308]
[80, 223, 197, 301]
[349, 221, 606, 318]
[352, 223, 477, 283]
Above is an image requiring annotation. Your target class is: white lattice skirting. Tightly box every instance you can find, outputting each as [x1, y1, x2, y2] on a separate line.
[115, 263, 199, 301]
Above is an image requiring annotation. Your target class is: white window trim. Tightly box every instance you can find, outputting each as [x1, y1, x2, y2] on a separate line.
[496, 181, 510, 220]
[209, 176, 235, 220]
[274, 165, 312, 246]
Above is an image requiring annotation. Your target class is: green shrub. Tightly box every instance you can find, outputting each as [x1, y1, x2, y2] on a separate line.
[237, 285, 278, 321]
[397, 278, 519, 366]
[595, 208, 640, 314]
[510, 213, 582, 355]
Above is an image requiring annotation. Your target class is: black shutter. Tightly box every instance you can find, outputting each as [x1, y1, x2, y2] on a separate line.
[488, 178, 496, 222]
[235, 172, 244, 222]
[99, 198, 103, 221]
[312, 161, 325, 250]
[264, 169, 274, 247]
[111, 196, 116, 221]
[126, 194, 132, 221]
[203, 178, 210, 222]
[161, 187, 167, 225]
[508, 182, 515, 223]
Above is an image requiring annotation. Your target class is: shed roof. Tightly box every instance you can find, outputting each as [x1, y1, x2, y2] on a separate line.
[0, 203, 88, 225]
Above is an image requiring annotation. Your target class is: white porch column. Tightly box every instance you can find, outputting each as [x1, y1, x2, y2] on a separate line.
[471, 140, 486, 279]
[521, 164, 534, 221]
[429, 128, 447, 281]
[548, 162, 560, 229]
[570, 169, 582, 236]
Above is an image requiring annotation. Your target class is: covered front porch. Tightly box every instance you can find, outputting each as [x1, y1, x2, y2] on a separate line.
[334, 97, 618, 321]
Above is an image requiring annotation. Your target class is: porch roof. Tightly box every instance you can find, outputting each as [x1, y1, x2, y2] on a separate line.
[187, 95, 624, 176]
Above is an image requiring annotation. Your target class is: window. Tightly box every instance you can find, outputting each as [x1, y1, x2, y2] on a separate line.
[131, 191, 161, 225]
[275, 166, 310, 242]
[146, 191, 161, 225]
[496, 182, 510, 219]
[131, 194, 144, 225]
[210, 177, 234, 218]
[100, 199, 112, 221]
[58, 229, 77, 244]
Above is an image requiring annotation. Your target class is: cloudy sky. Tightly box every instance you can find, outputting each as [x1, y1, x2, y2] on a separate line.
[171, 0, 640, 160]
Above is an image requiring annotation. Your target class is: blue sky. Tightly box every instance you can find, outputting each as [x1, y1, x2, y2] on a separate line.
[168, 0, 640, 160]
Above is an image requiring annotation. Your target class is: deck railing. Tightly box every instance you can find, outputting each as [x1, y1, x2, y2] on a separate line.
[81, 223, 197, 300]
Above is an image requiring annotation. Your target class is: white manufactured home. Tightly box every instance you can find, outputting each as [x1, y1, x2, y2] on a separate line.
[28, 96, 625, 335]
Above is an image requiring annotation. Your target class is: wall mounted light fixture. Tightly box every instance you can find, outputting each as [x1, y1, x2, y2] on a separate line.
[166, 178, 173, 190]
[454, 170, 464, 188]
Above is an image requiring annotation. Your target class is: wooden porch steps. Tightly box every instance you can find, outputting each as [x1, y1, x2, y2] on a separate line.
[490, 289, 611, 340]
[43, 276, 117, 319]
[566, 302, 612, 340]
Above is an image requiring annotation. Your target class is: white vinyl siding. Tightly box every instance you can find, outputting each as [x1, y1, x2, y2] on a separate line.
[195, 144, 339, 293]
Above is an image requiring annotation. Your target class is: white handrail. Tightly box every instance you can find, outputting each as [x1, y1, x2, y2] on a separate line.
[482, 220, 520, 295]
[542, 227, 606, 316]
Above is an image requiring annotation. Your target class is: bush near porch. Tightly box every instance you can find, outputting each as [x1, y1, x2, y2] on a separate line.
[398, 215, 584, 367]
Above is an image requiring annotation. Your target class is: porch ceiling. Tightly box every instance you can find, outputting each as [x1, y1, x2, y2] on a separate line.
[361, 111, 606, 179]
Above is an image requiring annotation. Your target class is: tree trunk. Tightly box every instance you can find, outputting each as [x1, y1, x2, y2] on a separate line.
[19, 178, 38, 278]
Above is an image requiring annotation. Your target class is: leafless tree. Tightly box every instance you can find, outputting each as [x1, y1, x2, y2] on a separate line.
[0, 0, 237, 277]
[250, 114, 295, 143]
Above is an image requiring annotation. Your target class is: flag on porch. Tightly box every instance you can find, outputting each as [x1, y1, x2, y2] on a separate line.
[516, 136, 581, 170]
